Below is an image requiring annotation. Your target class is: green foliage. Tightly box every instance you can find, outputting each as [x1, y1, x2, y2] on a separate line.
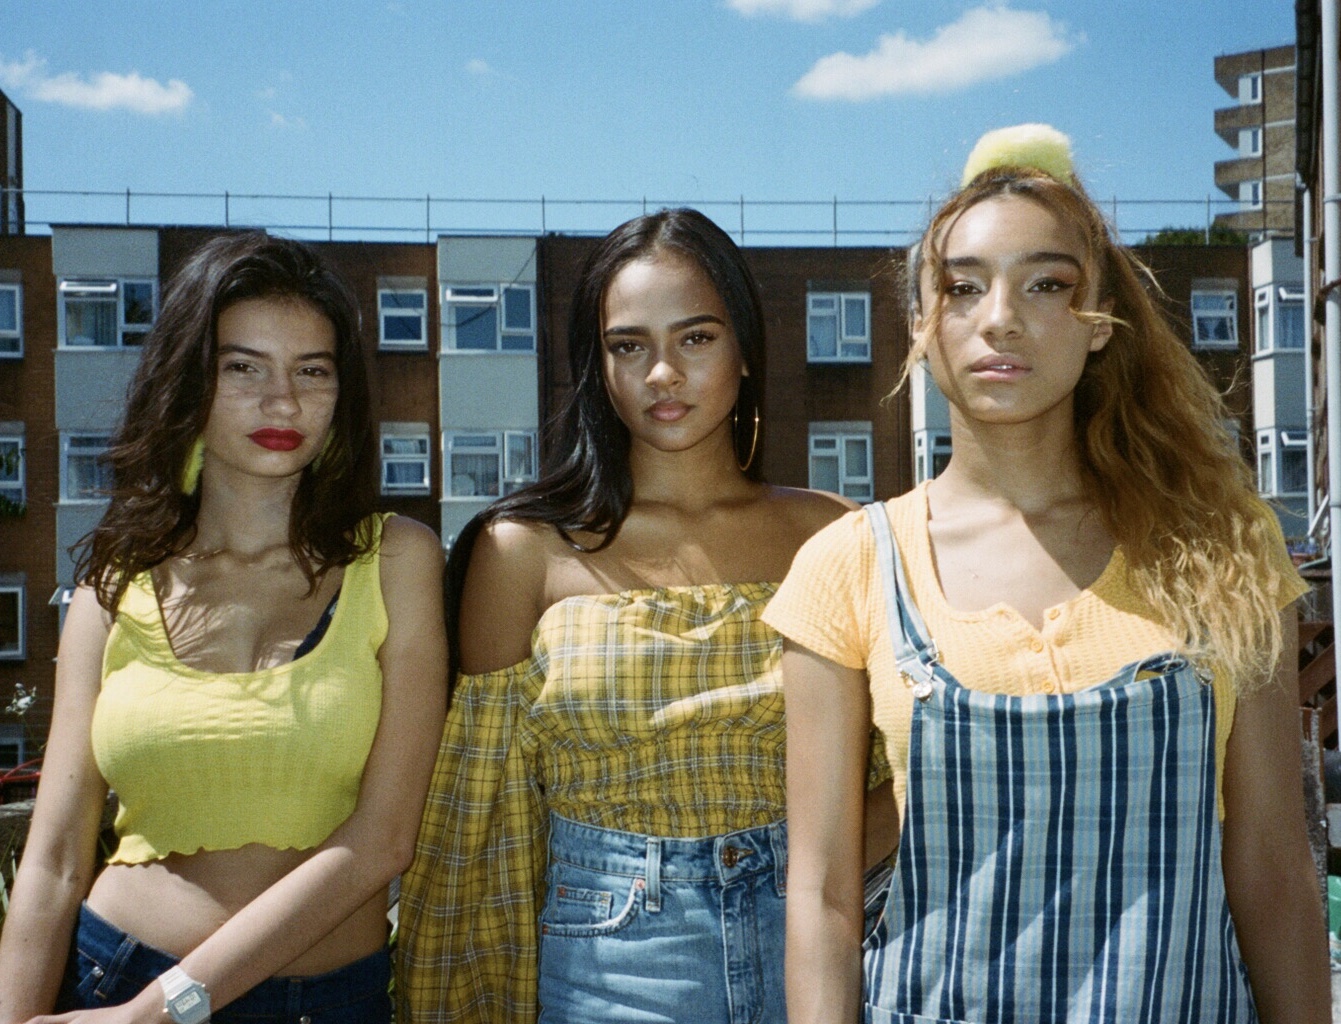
[1140, 225, 1251, 246]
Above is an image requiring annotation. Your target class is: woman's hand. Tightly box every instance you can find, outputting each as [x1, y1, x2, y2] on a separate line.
[1221, 605, 1330, 1024]
[782, 640, 872, 1024]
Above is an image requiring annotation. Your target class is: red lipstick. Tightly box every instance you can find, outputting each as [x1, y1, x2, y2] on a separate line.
[249, 429, 305, 451]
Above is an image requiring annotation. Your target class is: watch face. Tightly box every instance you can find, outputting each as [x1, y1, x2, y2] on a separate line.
[172, 991, 203, 1014]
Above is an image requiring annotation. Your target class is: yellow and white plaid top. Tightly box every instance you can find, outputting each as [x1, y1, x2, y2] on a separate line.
[397, 582, 801, 1024]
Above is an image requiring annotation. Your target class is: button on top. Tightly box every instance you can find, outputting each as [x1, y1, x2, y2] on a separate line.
[1046, 608, 1060, 620]
[1041, 679, 1057, 694]
[1029, 637, 1044, 653]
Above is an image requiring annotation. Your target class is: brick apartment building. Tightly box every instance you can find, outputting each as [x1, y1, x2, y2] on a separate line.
[0, 224, 1251, 755]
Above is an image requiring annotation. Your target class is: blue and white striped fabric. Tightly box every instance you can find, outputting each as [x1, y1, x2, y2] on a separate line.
[861, 503, 1257, 1024]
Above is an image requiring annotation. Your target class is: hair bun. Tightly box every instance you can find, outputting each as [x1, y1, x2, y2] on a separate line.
[961, 123, 1074, 187]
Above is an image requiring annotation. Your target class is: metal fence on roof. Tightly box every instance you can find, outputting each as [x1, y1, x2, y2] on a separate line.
[0, 187, 1290, 247]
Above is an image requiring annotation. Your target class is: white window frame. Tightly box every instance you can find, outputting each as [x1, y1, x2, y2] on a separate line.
[0, 435, 23, 508]
[1239, 180, 1263, 210]
[58, 277, 157, 348]
[1276, 287, 1306, 351]
[1280, 430, 1308, 496]
[444, 430, 538, 499]
[442, 283, 535, 352]
[1256, 429, 1275, 496]
[1240, 72, 1262, 104]
[0, 282, 20, 357]
[1239, 127, 1262, 157]
[0, 582, 24, 660]
[807, 291, 871, 363]
[809, 427, 873, 501]
[1190, 289, 1238, 349]
[60, 433, 113, 502]
[0, 723, 24, 770]
[1254, 286, 1271, 353]
[914, 432, 952, 484]
[378, 288, 428, 350]
[380, 432, 432, 495]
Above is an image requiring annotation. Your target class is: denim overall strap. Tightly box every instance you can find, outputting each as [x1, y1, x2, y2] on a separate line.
[864, 502, 938, 692]
[861, 510, 1257, 1024]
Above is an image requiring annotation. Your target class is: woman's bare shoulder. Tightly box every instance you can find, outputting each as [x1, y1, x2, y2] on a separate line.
[458, 518, 566, 674]
[761, 485, 861, 533]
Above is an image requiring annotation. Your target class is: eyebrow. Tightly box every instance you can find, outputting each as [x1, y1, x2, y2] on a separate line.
[944, 251, 1083, 271]
[603, 313, 727, 338]
[217, 344, 337, 361]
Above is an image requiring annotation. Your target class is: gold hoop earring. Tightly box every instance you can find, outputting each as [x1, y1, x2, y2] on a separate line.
[732, 406, 760, 473]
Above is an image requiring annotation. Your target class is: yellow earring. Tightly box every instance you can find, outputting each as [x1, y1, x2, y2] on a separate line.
[179, 436, 205, 495]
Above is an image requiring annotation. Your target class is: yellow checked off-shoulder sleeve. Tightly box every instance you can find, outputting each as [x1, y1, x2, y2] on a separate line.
[396, 659, 547, 1024]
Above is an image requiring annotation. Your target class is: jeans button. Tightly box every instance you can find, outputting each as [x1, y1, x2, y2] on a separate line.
[90, 965, 105, 979]
[300, 1017, 312, 1024]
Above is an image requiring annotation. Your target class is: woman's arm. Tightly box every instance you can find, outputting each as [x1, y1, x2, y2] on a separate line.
[0, 588, 111, 1023]
[783, 639, 873, 1024]
[1221, 605, 1329, 1024]
[30, 518, 448, 1024]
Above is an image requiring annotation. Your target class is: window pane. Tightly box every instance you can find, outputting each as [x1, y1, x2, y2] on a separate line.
[1196, 315, 1234, 344]
[384, 461, 428, 488]
[0, 288, 15, 331]
[810, 452, 839, 492]
[505, 433, 535, 479]
[0, 441, 19, 484]
[122, 282, 154, 325]
[452, 305, 497, 350]
[503, 287, 532, 330]
[0, 591, 18, 654]
[808, 314, 837, 358]
[1257, 450, 1273, 493]
[1256, 303, 1270, 351]
[844, 482, 873, 500]
[844, 437, 869, 477]
[843, 296, 867, 338]
[383, 436, 428, 455]
[1281, 449, 1307, 494]
[1192, 293, 1234, 313]
[500, 333, 535, 352]
[450, 452, 499, 496]
[68, 455, 112, 498]
[383, 314, 423, 343]
[1277, 303, 1305, 350]
[382, 291, 425, 311]
[65, 297, 117, 346]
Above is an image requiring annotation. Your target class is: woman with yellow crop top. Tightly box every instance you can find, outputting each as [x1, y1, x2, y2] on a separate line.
[0, 234, 447, 1024]
[395, 208, 896, 1024]
[767, 126, 1330, 1024]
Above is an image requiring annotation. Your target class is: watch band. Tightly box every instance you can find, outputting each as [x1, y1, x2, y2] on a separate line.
[159, 965, 211, 1024]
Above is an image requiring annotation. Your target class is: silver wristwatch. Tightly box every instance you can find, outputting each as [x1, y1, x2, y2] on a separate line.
[159, 966, 211, 1024]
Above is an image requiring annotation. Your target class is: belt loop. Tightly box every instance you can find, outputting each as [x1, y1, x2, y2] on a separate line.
[645, 836, 662, 913]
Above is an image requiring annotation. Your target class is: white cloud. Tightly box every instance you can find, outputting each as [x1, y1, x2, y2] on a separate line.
[792, 5, 1078, 100]
[727, 0, 879, 20]
[465, 58, 494, 76]
[268, 111, 307, 130]
[0, 51, 192, 114]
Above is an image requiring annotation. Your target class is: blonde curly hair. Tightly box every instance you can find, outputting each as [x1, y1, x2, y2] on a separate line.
[898, 162, 1290, 693]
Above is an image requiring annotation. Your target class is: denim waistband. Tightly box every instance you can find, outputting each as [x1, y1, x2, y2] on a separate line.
[68, 903, 389, 1016]
[548, 813, 787, 888]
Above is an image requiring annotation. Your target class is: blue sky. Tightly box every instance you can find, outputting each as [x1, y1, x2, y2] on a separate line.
[1, 0, 1295, 243]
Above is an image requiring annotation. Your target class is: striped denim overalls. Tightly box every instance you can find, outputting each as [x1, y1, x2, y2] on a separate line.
[861, 503, 1257, 1024]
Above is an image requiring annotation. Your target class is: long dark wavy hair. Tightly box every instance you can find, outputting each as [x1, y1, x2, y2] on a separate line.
[444, 208, 766, 683]
[77, 232, 378, 612]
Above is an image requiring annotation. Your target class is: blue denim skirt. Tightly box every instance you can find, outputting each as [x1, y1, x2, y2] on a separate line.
[56, 903, 391, 1024]
[537, 814, 894, 1024]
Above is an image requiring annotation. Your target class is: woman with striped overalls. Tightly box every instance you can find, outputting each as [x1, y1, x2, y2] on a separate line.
[766, 125, 1330, 1023]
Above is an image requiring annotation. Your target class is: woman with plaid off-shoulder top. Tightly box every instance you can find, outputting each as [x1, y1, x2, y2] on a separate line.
[395, 210, 896, 1024]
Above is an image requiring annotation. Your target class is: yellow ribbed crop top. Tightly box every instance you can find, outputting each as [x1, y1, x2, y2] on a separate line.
[92, 514, 389, 865]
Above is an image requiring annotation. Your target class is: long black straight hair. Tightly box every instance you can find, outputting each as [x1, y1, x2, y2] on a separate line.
[444, 208, 767, 687]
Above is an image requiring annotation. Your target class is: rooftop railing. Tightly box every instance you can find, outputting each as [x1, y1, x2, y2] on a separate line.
[0, 187, 1292, 246]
